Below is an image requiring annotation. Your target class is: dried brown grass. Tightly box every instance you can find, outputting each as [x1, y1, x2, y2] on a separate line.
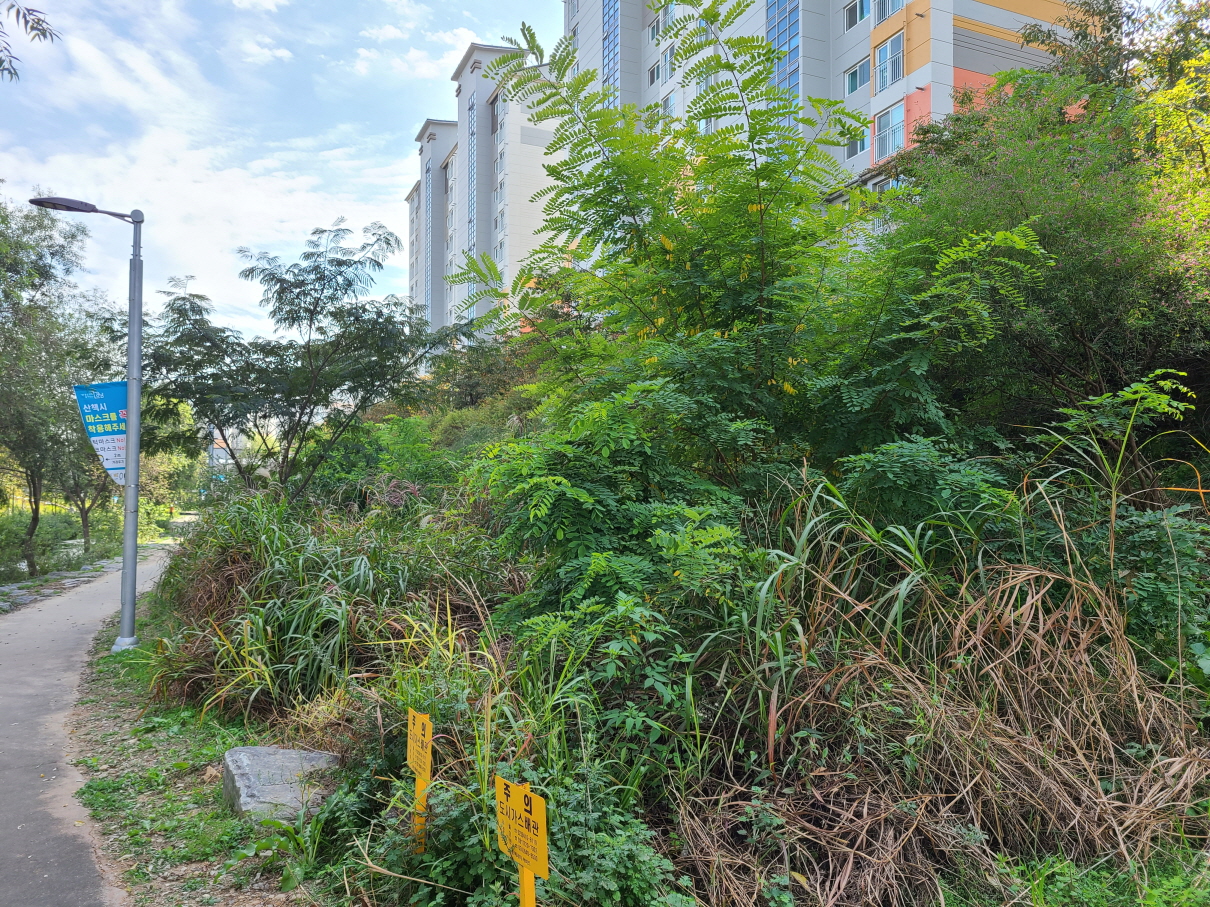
[672, 562, 1210, 906]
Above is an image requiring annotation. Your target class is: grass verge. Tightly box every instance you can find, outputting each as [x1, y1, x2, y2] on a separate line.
[69, 587, 325, 907]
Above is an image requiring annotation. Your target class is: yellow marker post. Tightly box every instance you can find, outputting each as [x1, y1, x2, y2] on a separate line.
[494, 775, 549, 907]
[407, 709, 433, 852]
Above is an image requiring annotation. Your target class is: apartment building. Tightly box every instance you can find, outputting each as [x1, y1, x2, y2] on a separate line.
[563, 0, 1056, 173]
[407, 44, 557, 331]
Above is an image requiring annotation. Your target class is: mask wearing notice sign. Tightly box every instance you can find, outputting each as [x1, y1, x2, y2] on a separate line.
[73, 382, 128, 486]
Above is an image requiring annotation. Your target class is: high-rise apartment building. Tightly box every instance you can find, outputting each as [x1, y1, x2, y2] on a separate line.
[407, 44, 557, 331]
[563, 0, 1055, 173]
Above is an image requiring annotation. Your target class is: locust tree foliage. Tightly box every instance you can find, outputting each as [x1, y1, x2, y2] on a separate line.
[452, 0, 1050, 483]
[447, 0, 1051, 615]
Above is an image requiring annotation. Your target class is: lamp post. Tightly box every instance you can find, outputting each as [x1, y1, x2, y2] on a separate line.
[30, 196, 144, 653]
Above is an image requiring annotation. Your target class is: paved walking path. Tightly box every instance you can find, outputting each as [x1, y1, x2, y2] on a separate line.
[0, 554, 166, 907]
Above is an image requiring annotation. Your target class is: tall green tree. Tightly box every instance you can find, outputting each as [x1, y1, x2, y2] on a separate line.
[454, 0, 1049, 615]
[886, 71, 1210, 444]
[146, 221, 470, 501]
[460, 2, 1047, 477]
[0, 189, 114, 574]
[53, 443, 111, 555]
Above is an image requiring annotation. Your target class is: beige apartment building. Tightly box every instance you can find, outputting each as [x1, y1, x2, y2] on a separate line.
[407, 45, 556, 331]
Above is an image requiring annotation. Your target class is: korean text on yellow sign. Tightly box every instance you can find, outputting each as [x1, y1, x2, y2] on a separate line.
[407, 708, 432, 780]
[494, 776, 549, 879]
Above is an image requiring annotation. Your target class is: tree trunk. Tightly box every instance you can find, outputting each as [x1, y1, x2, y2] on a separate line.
[79, 505, 91, 555]
[23, 474, 41, 577]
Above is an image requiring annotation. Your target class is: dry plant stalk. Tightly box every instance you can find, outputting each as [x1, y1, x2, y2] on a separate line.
[673, 564, 1210, 906]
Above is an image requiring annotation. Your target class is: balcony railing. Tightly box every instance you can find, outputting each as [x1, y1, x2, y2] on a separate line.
[875, 0, 903, 23]
[874, 52, 903, 93]
[875, 121, 905, 161]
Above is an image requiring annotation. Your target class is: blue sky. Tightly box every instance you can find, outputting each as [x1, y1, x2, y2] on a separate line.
[0, 0, 563, 334]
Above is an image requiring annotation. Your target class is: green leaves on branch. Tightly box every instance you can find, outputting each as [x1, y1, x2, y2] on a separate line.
[146, 221, 470, 501]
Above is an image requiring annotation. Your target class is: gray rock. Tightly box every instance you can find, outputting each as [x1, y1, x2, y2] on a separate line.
[222, 746, 337, 821]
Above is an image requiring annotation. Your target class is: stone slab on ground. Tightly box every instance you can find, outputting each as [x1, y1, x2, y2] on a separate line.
[222, 746, 337, 821]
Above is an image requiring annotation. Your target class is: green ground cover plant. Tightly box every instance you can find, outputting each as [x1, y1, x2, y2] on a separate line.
[69, 591, 277, 906]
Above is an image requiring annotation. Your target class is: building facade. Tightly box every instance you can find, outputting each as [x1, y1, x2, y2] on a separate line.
[407, 45, 557, 331]
[562, 0, 1056, 173]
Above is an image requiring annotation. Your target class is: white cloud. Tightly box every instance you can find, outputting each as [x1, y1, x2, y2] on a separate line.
[428, 26, 479, 46]
[358, 1, 430, 45]
[383, 0, 430, 17]
[232, 0, 290, 10]
[360, 24, 409, 41]
[0, 0, 563, 338]
[241, 35, 293, 65]
[0, 128, 416, 338]
[0, 8, 414, 337]
[388, 27, 479, 80]
[352, 47, 381, 76]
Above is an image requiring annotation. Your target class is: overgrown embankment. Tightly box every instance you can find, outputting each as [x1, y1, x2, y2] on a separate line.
[137, 478, 1210, 906]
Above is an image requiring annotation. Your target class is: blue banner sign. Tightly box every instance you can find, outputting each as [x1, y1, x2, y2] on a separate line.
[73, 381, 128, 486]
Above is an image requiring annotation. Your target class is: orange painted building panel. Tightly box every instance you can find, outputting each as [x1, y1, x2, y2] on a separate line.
[974, 0, 1065, 24]
[953, 66, 997, 93]
[905, 83, 932, 140]
[904, 0, 933, 74]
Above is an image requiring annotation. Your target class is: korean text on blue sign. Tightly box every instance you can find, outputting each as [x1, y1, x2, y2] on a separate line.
[73, 382, 128, 486]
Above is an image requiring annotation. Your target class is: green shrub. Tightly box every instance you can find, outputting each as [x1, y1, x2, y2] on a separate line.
[0, 509, 121, 580]
[361, 764, 693, 907]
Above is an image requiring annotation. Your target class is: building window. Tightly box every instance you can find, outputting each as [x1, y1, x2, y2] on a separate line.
[423, 161, 432, 322]
[661, 91, 676, 116]
[874, 101, 904, 160]
[875, 0, 904, 25]
[874, 32, 903, 92]
[650, 20, 660, 42]
[662, 45, 676, 82]
[766, 0, 800, 107]
[661, 2, 676, 31]
[603, 0, 621, 104]
[567, 0, 578, 16]
[844, 0, 869, 31]
[846, 127, 869, 159]
[649, 62, 660, 85]
[466, 92, 477, 258]
[570, 25, 578, 51]
[845, 58, 870, 94]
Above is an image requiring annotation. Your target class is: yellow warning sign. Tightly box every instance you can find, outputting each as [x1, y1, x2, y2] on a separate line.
[494, 775, 549, 880]
[407, 709, 433, 853]
[407, 709, 432, 780]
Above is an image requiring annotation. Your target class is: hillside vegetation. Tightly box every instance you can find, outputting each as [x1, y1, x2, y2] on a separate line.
[133, 0, 1210, 903]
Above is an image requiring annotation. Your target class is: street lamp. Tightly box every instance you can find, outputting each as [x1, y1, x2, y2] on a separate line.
[30, 196, 144, 654]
